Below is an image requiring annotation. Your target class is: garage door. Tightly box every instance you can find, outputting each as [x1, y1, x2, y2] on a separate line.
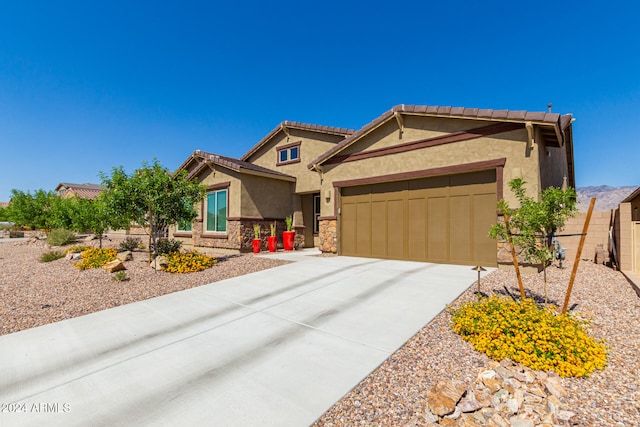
[340, 170, 497, 266]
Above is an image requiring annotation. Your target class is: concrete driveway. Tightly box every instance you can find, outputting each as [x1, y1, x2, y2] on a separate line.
[0, 251, 492, 426]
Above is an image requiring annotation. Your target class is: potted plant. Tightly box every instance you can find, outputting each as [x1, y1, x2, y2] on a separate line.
[283, 215, 295, 251]
[252, 224, 262, 254]
[268, 221, 277, 252]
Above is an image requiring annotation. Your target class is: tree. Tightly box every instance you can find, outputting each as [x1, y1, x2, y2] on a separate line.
[100, 159, 206, 261]
[7, 189, 58, 229]
[67, 194, 130, 248]
[489, 178, 577, 303]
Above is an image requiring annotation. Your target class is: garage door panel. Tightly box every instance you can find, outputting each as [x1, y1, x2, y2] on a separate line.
[473, 193, 499, 265]
[356, 202, 371, 256]
[427, 196, 448, 262]
[450, 195, 471, 263]
[340, 171, 497, 266]
[371, 200, 387, 258]
[407, 198, 426, 260]
[387, 199, 404, 258]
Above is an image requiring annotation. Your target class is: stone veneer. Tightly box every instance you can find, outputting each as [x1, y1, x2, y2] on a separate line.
[189, 219, 291, 252]
[318, 219, 337, 254]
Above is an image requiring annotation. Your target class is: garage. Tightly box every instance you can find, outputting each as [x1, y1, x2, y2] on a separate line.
[340, 170, 497, 266]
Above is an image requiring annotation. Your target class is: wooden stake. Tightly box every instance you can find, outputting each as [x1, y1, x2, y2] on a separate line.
[504, 212, 526, 301]
[561, 197, 596, 313]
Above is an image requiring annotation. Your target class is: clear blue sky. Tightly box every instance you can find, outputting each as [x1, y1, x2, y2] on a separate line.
[1, 1, 638, 201]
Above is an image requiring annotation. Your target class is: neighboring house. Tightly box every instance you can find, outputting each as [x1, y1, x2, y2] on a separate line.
[55, 182, 104, 199]
[170, 105, 575, 267]
[614, 187, 640, 275]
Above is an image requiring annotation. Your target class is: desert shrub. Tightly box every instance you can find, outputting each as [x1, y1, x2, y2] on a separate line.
[163, 251, 216, 273]
[47, 228, 77, 246]
[451, 295, 607, 378]
[119, 236, 142, 252]
[111, 270, 129, 281]
[76, 247, 117, 270]
[39, 250, 65, 263]
[155, 238, 182, 256]
[65, 245, 92, 253]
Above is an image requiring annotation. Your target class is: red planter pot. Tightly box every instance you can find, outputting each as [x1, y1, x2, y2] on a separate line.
[268, 236, 277, 252]
[252, 239, 261, 254]
[282, 231, 295, 251]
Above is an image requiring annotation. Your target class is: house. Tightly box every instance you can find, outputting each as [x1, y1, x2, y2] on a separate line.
[614, 187, 640, 276]
[55, 182, 104, 199]
[170, 105, 575, 267]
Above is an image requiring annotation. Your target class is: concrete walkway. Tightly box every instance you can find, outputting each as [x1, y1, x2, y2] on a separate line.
[0, 252, 493, 426]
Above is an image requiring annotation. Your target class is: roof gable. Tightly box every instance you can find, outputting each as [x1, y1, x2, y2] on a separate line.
[240, 121, 354, 162]
[180, 150, 295, 182]
[308, 104, 573, 168]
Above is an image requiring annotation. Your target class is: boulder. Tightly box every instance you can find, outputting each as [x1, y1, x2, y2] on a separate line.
[84, 234, 96, 242]
[116, 251, 133, 262]
[151, 255, 168, 270]
[103, 260, 126, 273]
[427, 380, 466, 416]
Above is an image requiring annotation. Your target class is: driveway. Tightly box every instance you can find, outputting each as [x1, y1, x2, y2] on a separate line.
[0, 251, 492, 426]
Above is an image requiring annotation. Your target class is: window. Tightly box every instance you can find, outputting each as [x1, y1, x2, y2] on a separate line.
[277, 143, 301, 165]
[205, 189, 227, 232]
[313, 194, 321, 234]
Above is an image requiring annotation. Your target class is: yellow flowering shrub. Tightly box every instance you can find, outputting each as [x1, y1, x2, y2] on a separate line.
[76, 248, 118, 270]
[451, 295, 607, 377]
[65, 245, 92, 253]
[163, 251, 217, 273]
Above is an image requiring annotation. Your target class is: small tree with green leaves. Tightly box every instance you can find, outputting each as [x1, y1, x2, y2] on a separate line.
[7, 189, 59, 229]
[68, 194, 130, 248]
[489, 178, 577, 303]
[100, 159, 206, 262]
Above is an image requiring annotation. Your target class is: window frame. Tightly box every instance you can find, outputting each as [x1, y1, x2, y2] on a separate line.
[276, 141, 302, 166]
[313, 194, 321, 234]
[204, 186, 229, 234]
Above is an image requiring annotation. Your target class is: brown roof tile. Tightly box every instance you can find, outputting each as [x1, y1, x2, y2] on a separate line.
[189, 150, 295, 181]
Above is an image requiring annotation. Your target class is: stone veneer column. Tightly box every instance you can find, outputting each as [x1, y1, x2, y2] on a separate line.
[318, 219, 337, 254]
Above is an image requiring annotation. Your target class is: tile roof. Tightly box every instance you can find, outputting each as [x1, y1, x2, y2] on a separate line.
[240, 121, 354, 162]
[186, 150, 295, 181]
[622, 186, 640, 203]
[309, 104, 573, 168]
[55, 182, 105, 200]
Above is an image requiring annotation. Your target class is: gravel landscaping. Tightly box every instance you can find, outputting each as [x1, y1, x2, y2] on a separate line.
[313, 261, 640, 426]
[0, 236, 289, 336]
[2, 236, 639, 425]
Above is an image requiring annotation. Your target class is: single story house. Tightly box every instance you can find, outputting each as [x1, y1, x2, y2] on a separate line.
[55, 182, 104, 200]
[171, 104, 575, 267]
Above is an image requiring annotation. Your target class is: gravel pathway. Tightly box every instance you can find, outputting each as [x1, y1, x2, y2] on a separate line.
[313, 261, 640, 426]
[0, 237, 289, 336]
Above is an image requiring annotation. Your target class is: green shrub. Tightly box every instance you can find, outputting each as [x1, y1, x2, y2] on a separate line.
[76, 247, 117, 270]
[39, 250, 65, 263]
[119, 236, 142, 252]
[451, 295, 607, 377]
[155, 238, 182, 256]
[65, 245, 92, 253]
[47, 228, 77, 246]
[111, 270, 129, 281]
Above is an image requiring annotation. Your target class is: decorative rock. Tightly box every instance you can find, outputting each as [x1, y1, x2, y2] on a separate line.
[103, 260, 125, 273]
[427, 380, 466, 416]
[151, 255, 168, 270]
[544, 376, 568, 398]
[508, 416, 534, 427]
[116, 251, 132, 261]
[84, 234, 96, 242]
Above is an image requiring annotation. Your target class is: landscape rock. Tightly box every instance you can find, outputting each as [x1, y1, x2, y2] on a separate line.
[84, 234, 96, 242]
[422, 359, 575, 427]
[151, 255, 168, 270]
[103, 260, 126, 273]
[116, 251, 132, 262]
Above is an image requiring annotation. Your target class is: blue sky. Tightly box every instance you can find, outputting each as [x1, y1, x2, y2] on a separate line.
[1, 1, 638, 201]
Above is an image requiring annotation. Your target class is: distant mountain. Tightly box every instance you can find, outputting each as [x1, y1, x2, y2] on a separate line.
[576, 185, 638, 212]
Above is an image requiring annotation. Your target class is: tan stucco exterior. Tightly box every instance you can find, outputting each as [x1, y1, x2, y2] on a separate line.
[245, 128, 343, 194]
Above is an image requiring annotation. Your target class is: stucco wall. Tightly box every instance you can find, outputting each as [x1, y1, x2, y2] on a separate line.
[240, 173, 293, 218]
[247, 128, 343, 193]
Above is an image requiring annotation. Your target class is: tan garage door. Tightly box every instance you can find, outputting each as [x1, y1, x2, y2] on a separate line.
[340, 170, 497, 266]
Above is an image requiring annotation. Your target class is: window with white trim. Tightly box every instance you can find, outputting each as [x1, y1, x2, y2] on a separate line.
[277, 145, 300, 164]
[205, 189, 227, 232]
